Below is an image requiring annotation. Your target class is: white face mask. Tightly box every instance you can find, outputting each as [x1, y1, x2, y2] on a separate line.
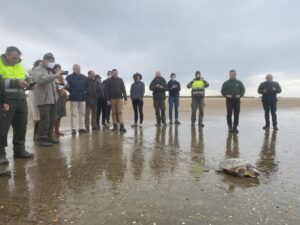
[47, 62, 55, 69]
[171, 77, 176, 80]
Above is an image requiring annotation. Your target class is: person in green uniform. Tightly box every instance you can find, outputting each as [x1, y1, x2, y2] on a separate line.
[221, 69, 245, 133]
[0, 46, 34, 165]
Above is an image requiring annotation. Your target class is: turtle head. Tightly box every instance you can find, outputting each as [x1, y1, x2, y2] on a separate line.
[245, 164, 260, 178]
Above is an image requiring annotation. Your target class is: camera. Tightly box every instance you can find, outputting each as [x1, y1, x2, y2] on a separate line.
[60, 71, 69, 76]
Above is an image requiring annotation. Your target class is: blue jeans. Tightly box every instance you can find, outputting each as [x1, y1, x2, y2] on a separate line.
[168, 96, 179, 121]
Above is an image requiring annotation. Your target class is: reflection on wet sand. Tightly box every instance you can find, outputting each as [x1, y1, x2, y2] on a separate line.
[131, 127, 144, 180]
[256, 130, 278, 178]
[225, 133, 239, 159]
[190, 126, 205, 180]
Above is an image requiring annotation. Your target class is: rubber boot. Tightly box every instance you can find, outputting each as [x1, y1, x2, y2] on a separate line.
[120, 124, 127, 133]
[13, 146, 34, 159]
[0, 148, 9, 165]
[111, 124, 118, 131]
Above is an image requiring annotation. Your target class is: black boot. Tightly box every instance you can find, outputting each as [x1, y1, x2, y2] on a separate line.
[0, 148, 9, 165]
[13, 146, 34, 159]
[120, 124, 127, 133]
[111, 124, 118, 131]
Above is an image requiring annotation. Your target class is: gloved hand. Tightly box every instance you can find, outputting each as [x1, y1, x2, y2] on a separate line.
[226, 95, 232, 98]
[236, 95, 240, 98]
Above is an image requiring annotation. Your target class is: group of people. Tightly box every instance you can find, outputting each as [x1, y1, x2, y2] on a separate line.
[0, 46, 282, 167]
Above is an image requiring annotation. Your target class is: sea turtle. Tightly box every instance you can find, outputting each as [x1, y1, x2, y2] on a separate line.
[218, 158, 259, 178]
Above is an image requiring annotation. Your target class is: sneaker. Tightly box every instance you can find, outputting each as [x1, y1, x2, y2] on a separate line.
[175, 120, 181, 125]
[0, 170, 11, 177]
[48, 138, 60, 144]
[273, 126, 279, 130]
[169, 120, 173, 124]
[72, 129, 77, 135]
[263, 125, 270, 130]
[131, 123, 138, 128]
[155, 123, 161, 127]
[92, 127, 100, 130]
[198, 123, 204, 127]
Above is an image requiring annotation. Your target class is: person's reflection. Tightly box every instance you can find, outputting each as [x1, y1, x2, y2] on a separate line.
[105, 134, 126, 193]
[225, 133, 239, 158]
[190, 126, 205, 180]
[168, 125, 180, 173]
[131, 127, 144, 180]
[150, 126, 167, 179]
[256, 130, 278, 178]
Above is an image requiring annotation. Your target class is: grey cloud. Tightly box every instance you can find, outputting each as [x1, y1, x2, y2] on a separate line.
[1, 0, 300, 96]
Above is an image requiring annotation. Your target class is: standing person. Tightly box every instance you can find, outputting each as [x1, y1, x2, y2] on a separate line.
[66, 64, 87, 134]
[258, 74, 282, 130]
[0, 76, 10, 167]
[95, 75, 108, 129]
[53, 64, 68, 136]
[102, 71, 112, 124]
[31, 53, 60, 146]
[27, 60, 42, 141]
[221, 69, 245, 133]
[130, 72, 145, 127]
[168, 72, 181, 125]
[149, 71, 168, 126]
[85, 70, 99, 131]
[106, 69, 127, 132]
[0, 46, 34, 165]
[187, 71, 209, 127]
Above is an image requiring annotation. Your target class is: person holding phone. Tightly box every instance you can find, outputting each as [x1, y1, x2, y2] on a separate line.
[31, 53, 60, 146]
[0, 46, 34, 165]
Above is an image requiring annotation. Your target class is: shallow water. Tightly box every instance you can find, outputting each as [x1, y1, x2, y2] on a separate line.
[0, 108, 299, 225]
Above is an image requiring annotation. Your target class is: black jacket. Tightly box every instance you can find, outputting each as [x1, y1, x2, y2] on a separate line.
[106, 77, 127, 100]
[168, 80, 181, 97]
[258, 81, 282, 102]
[86, 78, 100, 106]
[66, 73, 87, 101]
[149, 77, 168, 100]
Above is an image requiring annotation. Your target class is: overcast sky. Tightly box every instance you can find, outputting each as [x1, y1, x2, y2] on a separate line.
[1, 0, 299, 96]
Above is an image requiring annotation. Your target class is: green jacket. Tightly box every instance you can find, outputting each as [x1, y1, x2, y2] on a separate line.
[221, 79, 245, 98]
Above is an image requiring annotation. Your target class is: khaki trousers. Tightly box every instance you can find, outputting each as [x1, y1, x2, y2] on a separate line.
[85, 103, 97, 129]
[111, 99, 124, 124]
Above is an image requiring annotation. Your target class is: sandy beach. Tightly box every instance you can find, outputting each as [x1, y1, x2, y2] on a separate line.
[0, 97, 299, 225]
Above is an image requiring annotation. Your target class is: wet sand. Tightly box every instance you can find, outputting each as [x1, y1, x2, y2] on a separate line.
[0, 97, 299, 225]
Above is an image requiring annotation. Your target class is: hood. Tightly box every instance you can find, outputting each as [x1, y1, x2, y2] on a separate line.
[1, 54, 22, 66]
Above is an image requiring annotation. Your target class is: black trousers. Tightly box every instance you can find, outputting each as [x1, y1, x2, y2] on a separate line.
[153, 99, 166, 124]
[96, 98, 107, 126]
[262, 100, 277, 126]
[132, 99, 144, 124]
[0, 98, 27, 149]
[226, 98, 240, 127]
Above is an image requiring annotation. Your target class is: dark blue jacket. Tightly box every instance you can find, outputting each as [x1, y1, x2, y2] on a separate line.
[168, 80, 181, 97]
[66, 73, 87, 101]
